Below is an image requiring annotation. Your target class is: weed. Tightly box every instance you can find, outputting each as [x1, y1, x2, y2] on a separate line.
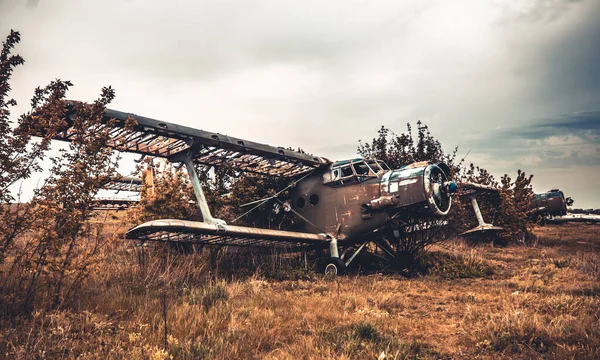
[183, 281, 228, 310]
[553, 258, 570, 269]
[354, 321, 381, 342]
[573, 252, 600, 280]
[394, 340, 451, 360]
[424, 250, 494, 279]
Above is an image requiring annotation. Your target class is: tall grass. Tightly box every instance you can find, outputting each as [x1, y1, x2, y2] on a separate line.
[0, 224, 599, 359]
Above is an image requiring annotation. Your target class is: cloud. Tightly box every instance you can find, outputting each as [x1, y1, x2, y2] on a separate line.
[507, 110, 600, 140]
[499, 1, 600, 113]
[497, 0, 585, 24]
[518, 155, 543, 166]
[1, 0, 599, 207]
[467, 110, 600, 169]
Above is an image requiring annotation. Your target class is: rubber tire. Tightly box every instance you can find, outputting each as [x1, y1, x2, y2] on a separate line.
[323, 257, 347, 276]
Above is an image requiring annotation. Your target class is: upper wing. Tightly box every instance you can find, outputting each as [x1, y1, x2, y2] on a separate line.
[51, 101, 331, 177]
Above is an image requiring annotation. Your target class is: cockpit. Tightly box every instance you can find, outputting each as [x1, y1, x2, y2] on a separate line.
[323, 158, 390, 186]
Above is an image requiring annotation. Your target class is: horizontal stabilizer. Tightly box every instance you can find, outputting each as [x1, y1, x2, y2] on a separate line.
[458, 182, 500, 197]
[460, 224, 504, 236]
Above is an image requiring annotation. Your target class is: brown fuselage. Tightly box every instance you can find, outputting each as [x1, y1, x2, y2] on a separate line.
[289, 161, 453, 243]
[530, 189, 573, 217]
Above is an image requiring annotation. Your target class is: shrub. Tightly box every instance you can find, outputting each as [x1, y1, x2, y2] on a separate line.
[354, 322, 381, 342]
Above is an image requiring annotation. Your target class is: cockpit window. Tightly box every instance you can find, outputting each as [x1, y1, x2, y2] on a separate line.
[366, 161, 378, 173]
[324, 158, 385, 187]
[367, 160, 389, 174]
[378, 160, 391, 170]
[340, 165, 354, 177]
[353, 162, 371, 175]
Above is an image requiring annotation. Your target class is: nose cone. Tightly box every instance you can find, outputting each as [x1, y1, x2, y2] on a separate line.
[446, 181, 458, 194]
[424, 164, 453, 216]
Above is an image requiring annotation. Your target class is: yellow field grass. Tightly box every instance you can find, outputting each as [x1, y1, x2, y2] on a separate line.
[1, 222, 598, 359]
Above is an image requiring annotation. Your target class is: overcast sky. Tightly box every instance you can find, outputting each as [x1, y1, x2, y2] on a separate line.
[1, 0, 599, 207]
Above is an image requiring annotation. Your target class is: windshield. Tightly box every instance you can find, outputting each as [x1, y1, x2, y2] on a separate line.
[374, 160, 390, 170]
[353, 162, 372, 175]
[324, 158, 384, 186]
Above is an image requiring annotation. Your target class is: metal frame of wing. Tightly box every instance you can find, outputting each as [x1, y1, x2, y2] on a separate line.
[127, 219, 330, 249]
[51, 102, 331, 177]
[46, 101, 336, 250]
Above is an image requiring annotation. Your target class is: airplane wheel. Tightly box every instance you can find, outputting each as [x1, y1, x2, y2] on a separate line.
[324, 258, 346, 276]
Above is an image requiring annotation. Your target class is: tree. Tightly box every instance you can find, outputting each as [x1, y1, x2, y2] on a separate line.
[358, 121, 460, 174]
[13, 86, 131, 311]
[0, 29, 137, 312]
[132, 159, 199, 223]
[0, 30, 59, 266]
[496, 170, 535, 242]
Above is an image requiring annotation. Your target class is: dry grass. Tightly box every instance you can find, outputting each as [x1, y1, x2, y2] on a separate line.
[1, 222, 599, 359]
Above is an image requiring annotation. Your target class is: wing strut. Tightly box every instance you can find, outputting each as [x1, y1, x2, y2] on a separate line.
[177, 152, 226, 226]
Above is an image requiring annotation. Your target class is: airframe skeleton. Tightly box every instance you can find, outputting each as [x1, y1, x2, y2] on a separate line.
[49, 102, 502, 275]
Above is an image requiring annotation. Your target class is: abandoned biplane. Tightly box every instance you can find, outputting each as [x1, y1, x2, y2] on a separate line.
[529, 189, 574, 219]
[45, 102, 501, 275]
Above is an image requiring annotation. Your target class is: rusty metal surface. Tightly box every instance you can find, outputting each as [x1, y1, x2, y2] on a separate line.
[50, 102, 330, 177]
[127, 219, 330, 248]
[292, 172, 387, 241]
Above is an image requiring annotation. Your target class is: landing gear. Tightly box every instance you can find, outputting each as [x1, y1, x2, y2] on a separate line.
[323, 237, 346, 276]
[324, 257, 347, 276]
[322, 238, 372, 276]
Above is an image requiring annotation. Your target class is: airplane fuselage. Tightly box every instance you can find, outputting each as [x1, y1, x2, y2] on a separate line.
[530, 189, 573, 218]
[289, 159, 455, 242]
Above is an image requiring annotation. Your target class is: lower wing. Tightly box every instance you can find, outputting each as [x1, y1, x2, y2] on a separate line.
[126, 219, 330, 248]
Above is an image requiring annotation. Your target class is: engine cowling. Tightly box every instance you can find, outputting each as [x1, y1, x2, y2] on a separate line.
[423, 163, 455, 216]
[363, 162, 456, 217]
